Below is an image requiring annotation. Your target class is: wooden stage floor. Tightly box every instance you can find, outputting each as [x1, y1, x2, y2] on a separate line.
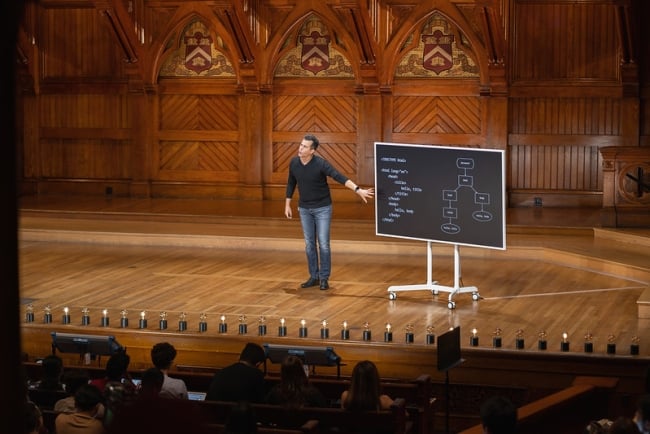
[17, 195, 650, 370]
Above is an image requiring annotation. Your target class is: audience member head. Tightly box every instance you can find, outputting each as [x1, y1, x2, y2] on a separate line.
[635, 394, 650, 434]
[151, 342, 177, 371]
[62, 369, 90, 395]
[344, 360, 382, 411]
[239, 343, 266, 367]
[224, 401, 258, 434]
[23, 401, 43, 434]
[609, 417, 641, 434]
[105, 351, 130, 381]
[74, 384, 104, 414]
[280, 355, 308, 388]
[39, 354, 64, 389]
[139, 367, 164, 398]
[480, 395, 517, 434]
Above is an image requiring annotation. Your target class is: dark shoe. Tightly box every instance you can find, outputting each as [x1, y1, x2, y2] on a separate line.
[320, 279, 329, 290]
[301, 277, 319, 288]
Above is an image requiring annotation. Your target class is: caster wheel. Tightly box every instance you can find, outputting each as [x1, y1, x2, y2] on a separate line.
[447, 301, 456, 309]
[388, 292, 397, 300]
[472, 292, 480, 301]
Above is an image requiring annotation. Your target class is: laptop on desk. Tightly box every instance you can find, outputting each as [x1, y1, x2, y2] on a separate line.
[187, 391, 207, 401]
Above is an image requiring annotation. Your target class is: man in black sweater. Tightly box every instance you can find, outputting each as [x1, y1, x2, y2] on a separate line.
[284, 134, 374, 290]
[206, 343, 267, 403]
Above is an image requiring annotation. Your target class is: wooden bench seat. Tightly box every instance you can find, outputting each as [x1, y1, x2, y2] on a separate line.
[196, 398, 412, 434]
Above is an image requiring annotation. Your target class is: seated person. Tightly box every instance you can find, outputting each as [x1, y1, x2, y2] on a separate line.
[55, 369, 91, 413]
[265, 355, 327, 408]
[55, 384, 105, 434]
[35, 355, 65, 392]
[341, 360, 393, 411]
[150, 342, 188, 399]
[479, 395, 517, 434]
[207, 343, 266, 403]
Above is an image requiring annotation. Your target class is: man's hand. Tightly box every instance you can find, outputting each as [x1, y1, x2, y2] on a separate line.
[357, 187, 375, 204]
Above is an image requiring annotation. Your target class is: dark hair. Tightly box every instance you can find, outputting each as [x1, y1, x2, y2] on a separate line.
[23, 401, 42, 434]
[344, 360, 382, 411]
[41, 355, 63, 379]
[239, 343, 265, 366]
[151, 342, 177, 370]
[140, 367, 164, 397]
[106, 351, 130, 381]
[74, 384, 104, 412]
[277, 355, 310, 408]
[480, 395, 517, 434]
[609, 417, 641, 434]
[303, 134, 319, 150]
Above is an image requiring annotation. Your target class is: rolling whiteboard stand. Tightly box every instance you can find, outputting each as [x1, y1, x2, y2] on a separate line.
[387, 242, 479, 309]
[387, 241, 438, 300]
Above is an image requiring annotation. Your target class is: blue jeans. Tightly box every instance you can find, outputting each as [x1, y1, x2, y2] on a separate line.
[298, 205, 332, 280]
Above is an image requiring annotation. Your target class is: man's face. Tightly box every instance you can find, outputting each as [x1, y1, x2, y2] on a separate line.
[298, 139, 315, 158]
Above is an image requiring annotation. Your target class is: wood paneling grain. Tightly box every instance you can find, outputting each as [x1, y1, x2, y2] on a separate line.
[392, 96, 481, 134]
[512, 2, 619, 81]
[41, 7, 126, 79]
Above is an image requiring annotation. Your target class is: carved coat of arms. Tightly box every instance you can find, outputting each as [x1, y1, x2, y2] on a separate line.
[422, 29, 454, 74]
[184, 31, 213, 74]
[299, 31, 331, 74]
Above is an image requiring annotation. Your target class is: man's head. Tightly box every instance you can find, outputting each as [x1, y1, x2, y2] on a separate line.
[239, 343, 266, 367]
[303, 134, 319, 150]
[480, 395, 517, 434]
[151, 342, 177, 370]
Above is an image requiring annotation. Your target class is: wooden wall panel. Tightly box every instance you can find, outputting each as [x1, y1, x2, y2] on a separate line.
[392, 96, 481, 134]
[39, 139, 131, 179]
[510, 98, 621, 136]
[508, 144, 602, 192]
[40, 7, 125, 79]
[271, 95, 358, 184]
[156, 94, 239, 182]
[512, 3, 619, 81]
[39, 94, 130, 129]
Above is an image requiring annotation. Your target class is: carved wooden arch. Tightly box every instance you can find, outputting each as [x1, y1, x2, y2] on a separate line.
[383, 4, 491, 86]
[261, 7, 362, 85]
[147, 4, 244, 85]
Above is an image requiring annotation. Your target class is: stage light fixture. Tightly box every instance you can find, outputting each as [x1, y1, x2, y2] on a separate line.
[199, 313, 208, 332]
[470, 328, 479, 346]
[492, 328, 502, 348]
[515, 329, 524, 349]
[25, 304, 34, 323]
[426, 325, 435, 345]
[120, 309, 129, 328]
[362, 322, 371, 341]
[538, 330, 547, 350]
[278, 317, 287, 336]
[101, 309, 109, 327]
[62, 307, 71, 324]
[320, 320, 329, 339]
[631, 336, 640, 355]
[584, 332, 594, 353]
[405, 323, 414, 343]
[384, 323, 393, 342]
[341, 320, 349, 340]
[606, 334, 616, 354]
[560, 332, 569, 352]
[81, 308, 90, 326]
[239, 315, 248, 334]
[178, 312, 187, 332]
[139, 310, 147, 329]
[159, 311, 168, 330]
[44, 305, 52, 323]
[258, 315, 267, 336]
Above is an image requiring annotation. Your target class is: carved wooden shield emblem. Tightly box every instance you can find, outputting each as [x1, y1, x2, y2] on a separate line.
[422, 29, 454, 74]
[299, 31, 331, 74]
[184, 31, 213, 74]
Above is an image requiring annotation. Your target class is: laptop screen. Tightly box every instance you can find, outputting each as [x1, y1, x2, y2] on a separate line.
[187, 391, 207, 401]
